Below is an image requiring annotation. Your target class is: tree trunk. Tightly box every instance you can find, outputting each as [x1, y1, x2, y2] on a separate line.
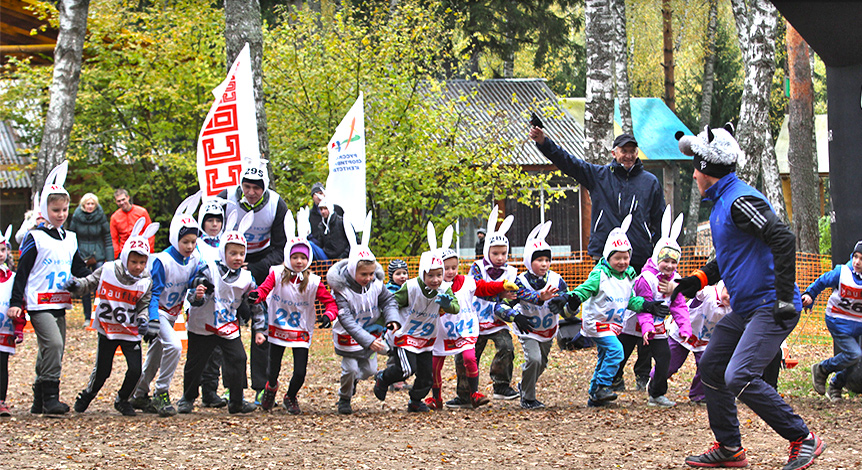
[661, 0, 675, 112]
[225, 0, 270, 171]
[33, 0, 90, 190]
[731, 0, 785, 219]
[584, 0, 615, 165]
[786, 21, 820, 253]
[683, 0, 717, 246]
[612, 0, 632, 135]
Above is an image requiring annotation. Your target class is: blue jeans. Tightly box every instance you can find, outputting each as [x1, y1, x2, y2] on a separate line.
[822, 316, 862, 388]
[589, 335, 623, 396]
[700, 307, 809, 447]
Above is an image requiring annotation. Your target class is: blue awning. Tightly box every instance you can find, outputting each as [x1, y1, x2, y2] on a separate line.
[614, 97, 693, 161]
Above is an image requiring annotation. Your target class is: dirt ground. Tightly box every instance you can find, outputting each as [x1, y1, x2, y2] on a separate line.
[1, 311, 859, 469]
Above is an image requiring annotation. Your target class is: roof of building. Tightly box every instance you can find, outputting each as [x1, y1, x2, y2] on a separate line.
[615, 98, 693, 161]
[436, 79, 584, 166]
[1, 0, 59, 66]
[0, 121, 31, 189]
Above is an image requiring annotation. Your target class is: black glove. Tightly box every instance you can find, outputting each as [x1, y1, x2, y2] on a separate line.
[530, 112, 544, 129]
[247, 291, 260, 305]
[316, 314, 331, 328]
[144, 319, 160, 343]
[201, 279, 215, 294]
[513, 314, 534, 333]
[136, 317, 148, 338]
[548, 295, 568, 316]
[773, 300, 798, 330]
[567, 294, 582, 313]
[641, 300, 670, 318]
[670, 275, 704, 303]
[61, 278, 79, 292]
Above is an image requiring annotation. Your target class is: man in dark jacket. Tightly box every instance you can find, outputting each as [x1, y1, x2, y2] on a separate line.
[319, 200, 350, 260]
[308, 183, 344, 255]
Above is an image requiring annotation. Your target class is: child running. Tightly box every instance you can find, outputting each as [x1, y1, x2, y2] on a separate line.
[559, 215, 669, 407]
[327, 212, 400, 415]
[0, 225, 21, 416]
[68, 219, 158, 416]
[252, 210, 337, 414]
[385, 259, 411, 392]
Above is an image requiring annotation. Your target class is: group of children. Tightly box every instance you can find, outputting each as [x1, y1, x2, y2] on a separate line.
[2, 161, 855, 419]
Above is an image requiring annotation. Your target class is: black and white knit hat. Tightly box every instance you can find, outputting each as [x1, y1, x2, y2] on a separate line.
[676, 123, 740, 178]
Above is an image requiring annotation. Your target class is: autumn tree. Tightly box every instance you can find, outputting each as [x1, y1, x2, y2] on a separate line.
[583, 0, 614, 164]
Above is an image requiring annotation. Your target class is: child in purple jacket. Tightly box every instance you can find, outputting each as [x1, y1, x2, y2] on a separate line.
[615, 206, 692, 407]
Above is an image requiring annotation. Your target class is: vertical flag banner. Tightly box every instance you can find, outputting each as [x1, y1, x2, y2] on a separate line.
[196, 43, 261, 198]
[326, 92, 366, 229]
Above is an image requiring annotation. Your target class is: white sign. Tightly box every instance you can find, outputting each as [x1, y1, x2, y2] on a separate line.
[326, 93, 367, 230]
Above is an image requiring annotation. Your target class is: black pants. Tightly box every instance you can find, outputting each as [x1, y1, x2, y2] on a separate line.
[381, 348, 433, 402]
[0, 352, 8, 401]
[84, 334, 142, 400]
[182, 332, 247, 406]
[617, 333, 671, 397]
[267, 344, 309, 399]
[200, 345, 225, 395]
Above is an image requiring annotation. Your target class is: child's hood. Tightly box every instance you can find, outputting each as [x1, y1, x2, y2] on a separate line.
[641, 258, 675, 281]
[113, 259, 151, 285]
[327, 258, 384, 293]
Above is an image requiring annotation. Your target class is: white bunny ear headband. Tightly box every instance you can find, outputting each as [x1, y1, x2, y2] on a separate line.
[39, 161, 69, 223]
[652, 205, 684, 263]
[523, 220, 553, 274]
[219, 209, 255, 266]
[603, 214, 633, 260]
[169, 191, 202, 252]
[283, 209, 314, 269]
[120, 217, 159, 275]
[483, 204, 514, 260]
[197, 197, 227, 235]
[241, 158, 269, 189]
[419, 222, 446, 279]
[345, 211, 375, 279]
[0, 225, 13, 246]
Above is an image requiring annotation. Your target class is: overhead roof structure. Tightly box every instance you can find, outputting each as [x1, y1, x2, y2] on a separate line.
[614, 97, 693, 162]
[1, 0, 58, 65]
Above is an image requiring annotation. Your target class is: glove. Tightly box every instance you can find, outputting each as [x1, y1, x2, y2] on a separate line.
[61, 278, 79, 292]
[641, 300, 670, 318]
[143, 319, 160, 343]
[773, 300, 798, 330]
[247, 291, 260, 305]
[316, 314, 331, 328]
[136, 317, 148, 338]
[502, 280, 519, 291]
[548, 295, 568, 317]
[670, 274, 705, 303]
[567, 294, 582, 313]
[435, 293, 454, 310]
[201, 279, 215, 294]
[513, 314, 534, 333]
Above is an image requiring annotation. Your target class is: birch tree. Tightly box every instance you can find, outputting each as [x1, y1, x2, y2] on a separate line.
[33, 0, 90, 189]
[612, 0, 632, 135]
[225, 0, 270, 168]
[731, 0, 785, 219]
[661, 0, 675, 112]
[786, 21, 819, 252]
[584, 0, 615, 164]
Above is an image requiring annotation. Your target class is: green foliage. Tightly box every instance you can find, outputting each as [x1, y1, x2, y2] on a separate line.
[818, 215, 831, 257]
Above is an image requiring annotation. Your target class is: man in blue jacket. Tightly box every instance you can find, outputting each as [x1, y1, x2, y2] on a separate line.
[671, 124, 823, 470]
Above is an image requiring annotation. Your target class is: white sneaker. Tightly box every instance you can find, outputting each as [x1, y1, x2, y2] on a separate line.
[648, 395, 676, 407]
[826, 383, 843, 402]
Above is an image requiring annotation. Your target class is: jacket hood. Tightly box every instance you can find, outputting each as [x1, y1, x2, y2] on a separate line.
[610, 157, 644, 177]
[641, 257, 676, 281]
[326, 258, 385, 293]
[113, 259, 151, 284]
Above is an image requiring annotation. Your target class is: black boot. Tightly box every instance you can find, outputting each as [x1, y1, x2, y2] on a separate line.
[41, 380, 70, 415]
[30, 382, 43, 414]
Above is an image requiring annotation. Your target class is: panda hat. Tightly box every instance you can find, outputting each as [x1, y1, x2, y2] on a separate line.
[676, 123, 740, 179]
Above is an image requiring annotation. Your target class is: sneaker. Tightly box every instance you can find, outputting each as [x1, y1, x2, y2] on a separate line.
[424, 397, 443, 410]
[283, 395, 301, 415]
[130, 395, 153, 412]
[492, 386, 519, 400]
[811, 363, 828, 395]
[114, 396, 137, 416]
[176, 397, 194, 414]
[336, 398, 353, 415]
[648, 395, 676, 408]
[0, 400, 10, 417]
[635, 376, 649, 392]
[152, 391, 177, 417]
[783, 433, 825, 470]
[253, 389, 264, 406]
[591, 386, 618, 403]
[520, 398, 546, 410]
[228, 400, 256, 414]
[444, 396, 472, 409]
[610, 378, 626, 393]
[407, 400, 430, 412]
[74, 390, 96, 413]
[201, 391, 227, 408]
[685, 442, 748, 468]
[373, 371, 388, 401]
[260, 383, 278, 411]
[826, 383, 843, 402]
[587, 398, 607, 408]
[470, 392, 490, 409]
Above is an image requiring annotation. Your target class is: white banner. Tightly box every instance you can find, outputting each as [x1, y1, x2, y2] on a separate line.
[196, 43, 260, 198]
[326, 92, 366, 229]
